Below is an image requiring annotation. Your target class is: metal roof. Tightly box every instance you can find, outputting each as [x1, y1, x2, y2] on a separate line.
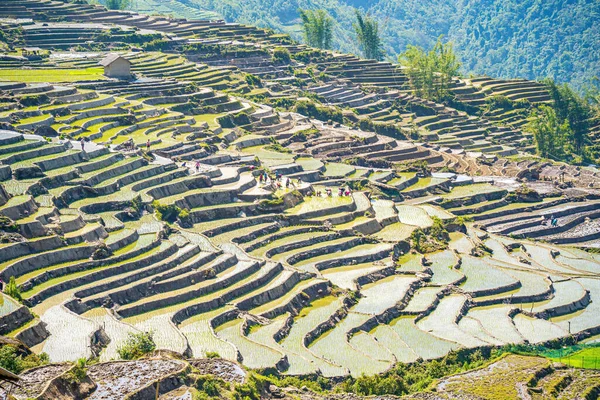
[98, 53, 130, 67]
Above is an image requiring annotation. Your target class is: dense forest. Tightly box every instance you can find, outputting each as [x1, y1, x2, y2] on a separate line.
[171, 0, 599, 90]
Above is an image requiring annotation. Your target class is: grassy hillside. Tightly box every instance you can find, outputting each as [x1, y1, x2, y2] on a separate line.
[162, 0, 600, 91]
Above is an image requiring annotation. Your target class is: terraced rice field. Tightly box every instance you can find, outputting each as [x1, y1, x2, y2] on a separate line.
[0, 1, 599, 381]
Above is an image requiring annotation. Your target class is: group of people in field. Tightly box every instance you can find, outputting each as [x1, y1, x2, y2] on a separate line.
[313, 186, 352, 198]
[541, 215, 559, 227]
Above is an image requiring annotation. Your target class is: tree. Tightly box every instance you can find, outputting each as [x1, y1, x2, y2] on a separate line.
[353, 10, 383, 61]
[117, 331, 156, 359]
[399, 36, 461, 101]
[105, 0, 130, 10]
[543, 78, 592, 154]
[299, 9, 333, 50]
[4, 276, 22, 302]
[527, 105, 571, 161]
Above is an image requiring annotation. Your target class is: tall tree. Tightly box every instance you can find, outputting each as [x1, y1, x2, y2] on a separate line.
[353, 10, 383, 61]
[399, 36, 461, 101]
[299, 9, 333, 50]
[527, 105, 570, 161]
[543, 78, 592, 154]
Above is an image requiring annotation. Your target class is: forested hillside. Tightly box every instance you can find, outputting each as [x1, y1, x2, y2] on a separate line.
[146, 0, 600, 90]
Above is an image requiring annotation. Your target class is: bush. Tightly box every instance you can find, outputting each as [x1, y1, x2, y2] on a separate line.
[232, 373, 270, 400]
[485, 95, 513, 111]
[272, 47, 291, 64]
[178, 208, 191, 227]
[117, 332, 156, 360]
[4, 276, 21, 302]
[244, 73, 262, 87]
[294, 100, 343, 123]
[264, 143, 291, 153]
[194, 375, 225, 397]
[205, 351, 220, 358]
[141, 39, 171, 51]
[152, 200, 182, 223]
[65, 358, 88, 383]
[0, 345, 49, 374]
[0, 215, 17, 232]
[289, 127, 320, 142]
[291, 49, 324, 63]
[0, 345, 22, 373]
[359, 118, 406, 139]
[217, 111, 251, 128]
[410, 217, 450, 253]
[341, 348, 495, 396]
[131, 195, 144, 214]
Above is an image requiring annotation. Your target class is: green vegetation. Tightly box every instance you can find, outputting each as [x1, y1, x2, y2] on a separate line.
[152, 200, 182, 223]
[400, 36, 461, 101]
[117, 331, 157, 360]
[353, 10, 383, 61]
[299, 9, 333, 50]
[541, 78, 595, 162]
[0, 215, 18, 232]
[193, 374, 226, 399]
[4, 276, 22, 302]
[0, 345, 49, 374]
[410, 216, 450, 253]
[340, 348, 492, 396]
[0, 68, 105, 82]
[294, 100, 343, 123]
[104, 0, 130, 10]
[175, 1, 599, 89]
[272, 47, 291, 64]
[65, 358, 88, 383]
[528, 105, 572, 162]
[264, 142, 292, 154]
[508, 341, 600, 370]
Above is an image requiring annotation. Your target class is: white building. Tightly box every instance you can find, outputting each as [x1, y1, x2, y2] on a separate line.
[99, 54, 131, 79]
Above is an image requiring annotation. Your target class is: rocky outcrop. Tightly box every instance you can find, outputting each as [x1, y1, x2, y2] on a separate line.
[0, 305, 33, 335]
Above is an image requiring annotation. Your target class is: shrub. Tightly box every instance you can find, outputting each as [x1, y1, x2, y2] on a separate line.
[289, 127, 319, 142]
[205, 351, 220, 358]
[272, 47, 291, 64]
[194, 375, 225, 397]
[486, 95, 513, 111]
[294, 100, 343, 123]
[0, 345, 49, 374]
[291, 49, 324, 63]
[4, 276, 21, 302]
[117, 332, 156, 360]
[232, 373, 270, 400]
[217, 111, 251, 128]
[0, 215, 18, 232]
[410, 217, 449, 253]
[359, 118, 406, 139]
[0, 345, 22, 373]
[65, 358, 88, 383]
[244, 73, 262, 87]
[90, 242, 112, 260]
[131, 195, 144, 214]
[152, 200, 182, 223]
[178, 208, 191, 226]
[264, 143, 291, 153]
[141, 39, 171, 51]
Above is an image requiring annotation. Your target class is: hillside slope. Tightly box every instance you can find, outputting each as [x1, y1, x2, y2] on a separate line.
[158, 0, 600, 90]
